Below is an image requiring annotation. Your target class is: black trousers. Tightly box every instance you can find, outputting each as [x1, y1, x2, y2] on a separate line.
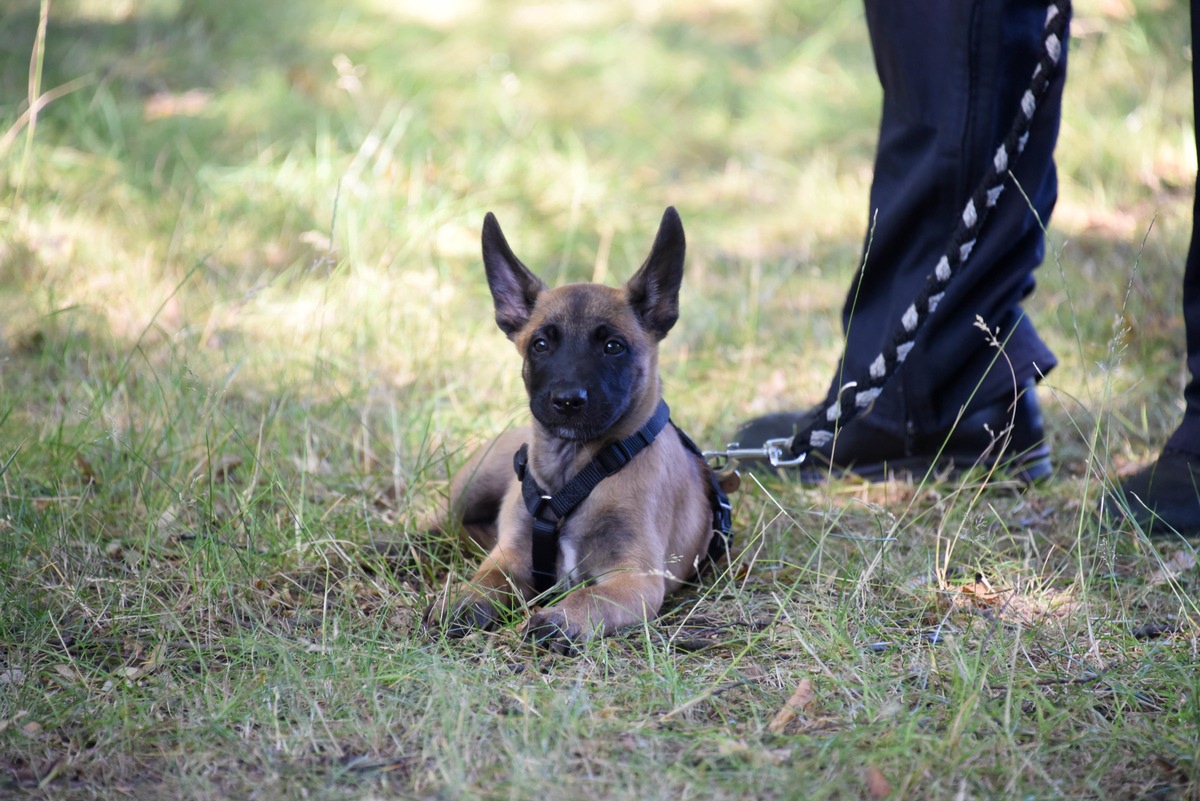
[1168, 1, 1200, 456]
[838, 0, 1065, 438]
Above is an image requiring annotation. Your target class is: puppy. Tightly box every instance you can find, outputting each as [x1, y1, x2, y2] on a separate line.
[423, 207, 729, 653]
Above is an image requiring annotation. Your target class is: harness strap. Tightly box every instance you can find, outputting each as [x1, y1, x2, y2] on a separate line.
[514, 399, 733, 596]
[673, 425, 733, 571]
[515, 400, 672, 595]
[787, 0, 1071, 460]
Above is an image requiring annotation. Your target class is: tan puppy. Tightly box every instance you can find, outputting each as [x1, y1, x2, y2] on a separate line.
[423, 207, 728, 653]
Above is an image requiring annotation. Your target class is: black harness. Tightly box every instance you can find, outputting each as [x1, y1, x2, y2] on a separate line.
[512, 399, 733, 596]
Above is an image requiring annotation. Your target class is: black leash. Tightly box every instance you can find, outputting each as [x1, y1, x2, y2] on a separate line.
[786, 0, 1071, 462]
[514, 399, 733, 596]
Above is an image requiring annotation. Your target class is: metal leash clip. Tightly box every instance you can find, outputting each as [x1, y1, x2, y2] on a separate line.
[703, 437, 807, 470]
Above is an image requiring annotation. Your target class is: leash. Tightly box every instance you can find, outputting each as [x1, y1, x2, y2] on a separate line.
[706, 0, 1071, 468]
[514, 399, 733, 596]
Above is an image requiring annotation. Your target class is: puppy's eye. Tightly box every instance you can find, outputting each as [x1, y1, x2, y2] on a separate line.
[604, 340, 626, 355]
[531, 337, 549, 353]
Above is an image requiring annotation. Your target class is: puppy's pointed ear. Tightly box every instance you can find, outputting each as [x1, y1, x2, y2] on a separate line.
[625, 206, 685, 340]
[482, 212, 547, 338]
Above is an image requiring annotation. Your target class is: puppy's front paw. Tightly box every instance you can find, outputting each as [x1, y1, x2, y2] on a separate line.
[523, 608, 587, 655]
[423, 594, 500, 639]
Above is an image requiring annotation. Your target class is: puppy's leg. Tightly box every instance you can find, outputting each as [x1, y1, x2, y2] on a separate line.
[423, 542, 531, 638]
[430, 428, 530, 550]
[524, 571, 666, 654]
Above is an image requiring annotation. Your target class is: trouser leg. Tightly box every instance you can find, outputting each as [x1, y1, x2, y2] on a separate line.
[1164, 0, 1200, 456]
[842, 0, 1066, 438]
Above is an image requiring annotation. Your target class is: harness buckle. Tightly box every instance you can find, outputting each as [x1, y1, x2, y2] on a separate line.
[714, 493, 732, 534]
[596, 440, 633, 475]
[531, 515, 558, 540]
[529, 493, 554, 520]
[703, 437, 808, 469]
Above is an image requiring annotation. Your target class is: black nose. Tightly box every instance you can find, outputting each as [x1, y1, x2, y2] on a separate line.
[551, 387, 588, 415]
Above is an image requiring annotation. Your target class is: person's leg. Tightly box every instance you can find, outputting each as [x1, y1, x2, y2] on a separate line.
[1168, 0, 1200, 459]
[1111, 1, 1200, 537]
[736, 0, 1065, 482]
[844, 0, 1061, 436]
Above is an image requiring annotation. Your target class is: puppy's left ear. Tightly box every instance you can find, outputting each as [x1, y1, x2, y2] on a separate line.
[625, 206, 685, 340]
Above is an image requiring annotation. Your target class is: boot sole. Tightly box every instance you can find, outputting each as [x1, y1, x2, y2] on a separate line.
[790, 442, 1052, 487]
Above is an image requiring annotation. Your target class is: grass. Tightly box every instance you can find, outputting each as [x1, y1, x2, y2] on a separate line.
[1, 0, 1199, 798]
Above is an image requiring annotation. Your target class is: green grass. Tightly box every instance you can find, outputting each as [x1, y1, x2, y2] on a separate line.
[1, 0, 1199, 798]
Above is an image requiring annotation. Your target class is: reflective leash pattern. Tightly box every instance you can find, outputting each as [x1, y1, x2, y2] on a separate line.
[767, 1, 1071, 465]
[787, 1, 1070, 462]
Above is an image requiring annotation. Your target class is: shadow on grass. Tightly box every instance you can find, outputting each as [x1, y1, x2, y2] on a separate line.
[1, 0, 452, 191]
[0, 3, 1197, 799]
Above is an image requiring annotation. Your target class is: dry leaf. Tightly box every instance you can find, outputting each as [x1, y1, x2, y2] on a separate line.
[864, 765, 893, 799]
[1147, 551, 1196, 586]
[75, 453, 98, 486]
[210, 453, 243, 483]
[767, 678, 814, 734]
[142, 642, 167, 671]
[958, 572, 1004, 607]
[716, 739, 752, 758]
[156, 504, 188, 540]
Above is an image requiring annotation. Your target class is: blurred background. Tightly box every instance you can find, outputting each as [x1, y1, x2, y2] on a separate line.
[0, 0, 1194, 494]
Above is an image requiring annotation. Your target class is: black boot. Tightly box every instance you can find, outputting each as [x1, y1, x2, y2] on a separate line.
[732, 378, 1051, 485]
[1107, 448, 1200, 539]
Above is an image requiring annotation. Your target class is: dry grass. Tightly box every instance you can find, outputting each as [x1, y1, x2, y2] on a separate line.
[1, 0, 1198, 798]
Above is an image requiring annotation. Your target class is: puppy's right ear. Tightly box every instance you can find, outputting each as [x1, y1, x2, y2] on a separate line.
[482, 213, 547, 339]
